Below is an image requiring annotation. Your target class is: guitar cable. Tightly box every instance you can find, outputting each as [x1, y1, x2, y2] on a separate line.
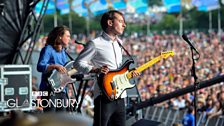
[99, 92, 102, 126]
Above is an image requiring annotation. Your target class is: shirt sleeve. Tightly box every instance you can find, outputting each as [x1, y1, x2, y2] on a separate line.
[37, 46, 51, 73]
[73, 41, 96, 73]
[191, 115, 195, 126]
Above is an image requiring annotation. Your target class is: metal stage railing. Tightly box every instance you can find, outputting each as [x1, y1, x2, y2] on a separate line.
[132, 105, 224, 126]
[127, 74, 224, 115]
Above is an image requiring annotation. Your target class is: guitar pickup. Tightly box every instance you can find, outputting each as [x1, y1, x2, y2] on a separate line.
[110, 81, 115, 90]
[48, 79, 55, 86]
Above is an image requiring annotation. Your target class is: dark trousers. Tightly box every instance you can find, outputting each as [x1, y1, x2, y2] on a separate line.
[41, 89, 68, 112]
[93, 95, 126, 126]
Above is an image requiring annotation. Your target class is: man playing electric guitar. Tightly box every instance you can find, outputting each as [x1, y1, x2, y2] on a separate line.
[74, 10, 140, 126]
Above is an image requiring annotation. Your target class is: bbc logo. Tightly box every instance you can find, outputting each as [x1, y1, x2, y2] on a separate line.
[32, 91, 48, 96]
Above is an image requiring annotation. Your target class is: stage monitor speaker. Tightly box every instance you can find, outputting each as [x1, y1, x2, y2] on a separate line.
[127, 86, 140, 98]
[131, 119, 161, 126]
[126, 86, 141, 110]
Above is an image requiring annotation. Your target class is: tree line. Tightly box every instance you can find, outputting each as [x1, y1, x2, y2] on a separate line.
[40, 7, 224, 35]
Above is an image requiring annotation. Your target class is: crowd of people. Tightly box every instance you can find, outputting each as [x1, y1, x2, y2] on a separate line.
[123, 31, 224, 124]
[123, 31, 224, 123]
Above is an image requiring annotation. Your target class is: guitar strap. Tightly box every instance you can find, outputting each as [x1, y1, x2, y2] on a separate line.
[117, 40, 135, 62]
[65, 49, 74, 61]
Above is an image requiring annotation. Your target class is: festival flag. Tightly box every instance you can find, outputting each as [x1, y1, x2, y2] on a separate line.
[128, 0, 148, 14]
[107, 0, 127, 10]
[35, 0, 56, 15]
[89, 0, 108, 16]
[72, 0, 89, 17]
[163, 0, 181, 13]
[56, 0, 70, 14]
[191, 0, 220, 11]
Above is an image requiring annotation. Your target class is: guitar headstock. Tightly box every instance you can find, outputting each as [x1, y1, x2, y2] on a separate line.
[161, 51, 175, 59]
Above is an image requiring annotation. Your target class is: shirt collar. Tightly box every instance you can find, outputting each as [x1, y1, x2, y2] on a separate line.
[101, 31, 118, 42]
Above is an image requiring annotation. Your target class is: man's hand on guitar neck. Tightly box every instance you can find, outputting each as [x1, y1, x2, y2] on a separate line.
[130, 68, 140, 78]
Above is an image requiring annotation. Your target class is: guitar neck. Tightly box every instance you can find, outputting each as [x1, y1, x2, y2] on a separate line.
[126, 55, 162, 79]
[67, 69, 77, 76]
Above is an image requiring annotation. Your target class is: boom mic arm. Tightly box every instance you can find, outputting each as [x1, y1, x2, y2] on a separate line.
[75, 40, 86, 46]
[182, 34, 200, 54]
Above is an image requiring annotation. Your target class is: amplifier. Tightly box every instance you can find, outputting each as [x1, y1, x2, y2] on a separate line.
[0, 65, 32, 111]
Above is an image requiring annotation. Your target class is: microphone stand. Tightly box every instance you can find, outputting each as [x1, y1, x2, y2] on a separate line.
[190, 47, 200, 126]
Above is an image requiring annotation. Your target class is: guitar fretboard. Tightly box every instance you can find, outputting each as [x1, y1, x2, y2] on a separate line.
[125, 51, 174, 79]
[126, 55, 162, 79]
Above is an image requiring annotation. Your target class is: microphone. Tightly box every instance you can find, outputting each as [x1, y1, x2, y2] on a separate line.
[182, 34, 199, 54]
[71, 74, 84, 81]
[71, 73, 95, 81]
[75, 40, 86, 46]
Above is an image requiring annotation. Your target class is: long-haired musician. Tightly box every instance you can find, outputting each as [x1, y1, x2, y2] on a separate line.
[37, 25, 71, 112]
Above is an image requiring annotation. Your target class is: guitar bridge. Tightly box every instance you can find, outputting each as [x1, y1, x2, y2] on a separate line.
[111, 91, 115, 100]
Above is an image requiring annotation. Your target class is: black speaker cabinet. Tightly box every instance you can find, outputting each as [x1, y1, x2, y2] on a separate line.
[0, 65, 32, 111]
